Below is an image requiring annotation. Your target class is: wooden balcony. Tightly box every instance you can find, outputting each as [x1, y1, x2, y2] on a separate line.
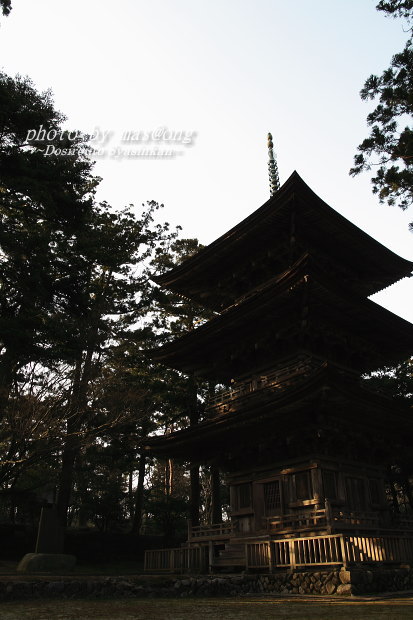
[188, 520, 234, 542]
[264, 506, 413, 535]
[206, 362, 314, 412]
[264, 507, 327, 534]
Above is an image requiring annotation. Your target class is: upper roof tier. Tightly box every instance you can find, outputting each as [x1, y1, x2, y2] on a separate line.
[150, 254, 413, 380]
[153, 172, 413, 311]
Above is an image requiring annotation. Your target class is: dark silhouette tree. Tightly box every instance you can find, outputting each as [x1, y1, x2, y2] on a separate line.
[350, 1, 413, 217]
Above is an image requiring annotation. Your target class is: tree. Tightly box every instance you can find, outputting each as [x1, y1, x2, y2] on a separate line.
[52, 198, 179, 525]
[0, 71, 99, 408]
[364, 359, 413, 512]
[0, 72, 179, 530]
[142, 239, 217, 529]
[0, 71, 101, 499]
[350, 1, 413, 216]
[376, 1, 413, 19]
[0, 0, 11, 17]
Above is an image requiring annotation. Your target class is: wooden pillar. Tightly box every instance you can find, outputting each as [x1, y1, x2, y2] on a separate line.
[211, 465, 222, 524]
[208, 540, 214, 573]
[289, 539, 296, 571]
[190, 465, 200, 527]
[188, 373, 200, 527]
[311, 465, 323, 505]
[339, 535, 348, 568]
[268, 542, 273, 573]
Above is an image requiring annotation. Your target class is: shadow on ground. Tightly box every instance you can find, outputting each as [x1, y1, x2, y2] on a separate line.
[2, 596, 413, 620]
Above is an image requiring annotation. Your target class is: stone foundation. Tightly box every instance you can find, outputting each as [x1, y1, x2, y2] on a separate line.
[1, 567, 412, 600]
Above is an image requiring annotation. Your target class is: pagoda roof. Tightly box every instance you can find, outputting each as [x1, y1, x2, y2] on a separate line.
[153, 172, 412, 311]
[150, 254, 413, 380]
[144, 365, 413, 463]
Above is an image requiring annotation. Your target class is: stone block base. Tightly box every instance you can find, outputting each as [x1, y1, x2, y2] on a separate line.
[338, 566, 413, 595]
[17, 553, 76, 573]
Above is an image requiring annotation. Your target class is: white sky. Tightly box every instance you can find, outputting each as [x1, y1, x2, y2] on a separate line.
[1, 0, 412, 322]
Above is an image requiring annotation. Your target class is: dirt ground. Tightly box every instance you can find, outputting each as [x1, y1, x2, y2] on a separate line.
[2, 596, 413, 620]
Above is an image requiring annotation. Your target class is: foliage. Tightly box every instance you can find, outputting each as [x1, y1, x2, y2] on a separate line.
[364, 359, 413, 400]
[0, 71, 179, 530]
[0, 0, 11, 17]
[350, 2, 413, 215]
[365, 359, 413, 512]
[0, 69, 219, 536]
[377, 0, 413, 18]
[145, 237, 214, 337]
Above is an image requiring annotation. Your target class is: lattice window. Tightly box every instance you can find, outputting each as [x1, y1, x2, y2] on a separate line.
[264, 480, 281, 514]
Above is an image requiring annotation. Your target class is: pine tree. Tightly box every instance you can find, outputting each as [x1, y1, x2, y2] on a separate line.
[350, 2, 413, 216]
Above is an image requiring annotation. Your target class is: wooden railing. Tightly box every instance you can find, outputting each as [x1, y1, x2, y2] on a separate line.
[145, 533, 413, 572]
[344, 535, 413, 564]
[291, 534, 344, 568]
[333, 509, 413, 531]
[265, 508, 327, 533]
[246, 533, 413, 570]
[206, 362, 313, 410]
[265, 507, 413, 534]
[189, 521, 234, 541]
[144, 546, 204, 573]
[246, 541, 271, 570]
[332, 510, 381, 528]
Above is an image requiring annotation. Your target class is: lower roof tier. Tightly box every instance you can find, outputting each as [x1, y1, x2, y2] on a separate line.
[149, 254, 413, 381]
[144, 364, 413, 465]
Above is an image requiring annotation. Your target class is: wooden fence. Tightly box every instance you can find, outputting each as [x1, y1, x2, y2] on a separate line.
[145, 533, 413, 573]
[246, 534, 413, 570]
[144, 546, 204, 573]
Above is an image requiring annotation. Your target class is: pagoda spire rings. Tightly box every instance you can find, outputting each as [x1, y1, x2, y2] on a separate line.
[267, 132, 280, 196]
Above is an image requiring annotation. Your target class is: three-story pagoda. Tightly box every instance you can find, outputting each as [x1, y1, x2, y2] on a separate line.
[145, 171, 413, 574]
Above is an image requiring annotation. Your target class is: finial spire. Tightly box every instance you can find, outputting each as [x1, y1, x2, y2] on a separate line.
[267, 132, 280, 196]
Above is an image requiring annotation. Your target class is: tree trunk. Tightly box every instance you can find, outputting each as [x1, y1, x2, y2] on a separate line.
[57, 358, 83, 526]
[190, 465, 200, 527]
[57, 272, 111, 527]
[0, 351, 17, 412]
[211, 465, 222, 524]
[188, 373, 200, 526]
[76, 450, 89, 528]
[130, 451, 146, 534]
[57, 433, 80, 526]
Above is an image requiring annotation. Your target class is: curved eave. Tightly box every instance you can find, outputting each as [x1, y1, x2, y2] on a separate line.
[144, 367, 413, 460]
[152, 171, 413, 307]
[150, 255, 413, 375]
